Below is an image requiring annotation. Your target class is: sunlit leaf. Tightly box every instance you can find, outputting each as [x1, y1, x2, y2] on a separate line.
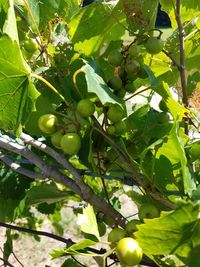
[77, 204, 100, 239]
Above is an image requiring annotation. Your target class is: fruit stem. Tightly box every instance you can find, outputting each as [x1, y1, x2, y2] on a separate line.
[31, 73, 69, 107]
[125, 86, 151, 101]
[148, 28, 163, 39]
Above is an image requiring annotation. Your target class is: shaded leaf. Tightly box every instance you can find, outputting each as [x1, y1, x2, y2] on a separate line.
[25, 183, 70, 205]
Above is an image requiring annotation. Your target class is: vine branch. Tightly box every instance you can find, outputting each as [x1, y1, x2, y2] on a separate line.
[0, 133, 126, 227]
[0, 221, 159, 266]
[175, 0, 189, 134]
[0, 152, 46, 179]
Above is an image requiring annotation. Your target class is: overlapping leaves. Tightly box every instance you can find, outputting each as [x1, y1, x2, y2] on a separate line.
[135, 201, 200, 267]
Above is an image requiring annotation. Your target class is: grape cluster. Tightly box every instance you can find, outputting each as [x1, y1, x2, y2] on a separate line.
[37, 99, 95, 155]
[106, 36, 164, 99]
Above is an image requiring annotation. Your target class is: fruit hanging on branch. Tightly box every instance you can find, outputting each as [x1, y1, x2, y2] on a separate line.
[125, 219, 141, 236]
[24, 38, 39, 53]
[38, 114, 58, 134]
[77, 99, 95, 118]
[116, 237, 143, 266]
[128, 44, 141, 57]
[108, 228, 126, 247]
[125, 59, 140, 75]
[145, 36, 164, 54]
[108, 76, 123, 91]
[60, 133, 81, 155]
[138, 203, 160, 222]
[107, 105, 125, 123]
[51, 130, 63, 149]
[108, 50, 123, 66]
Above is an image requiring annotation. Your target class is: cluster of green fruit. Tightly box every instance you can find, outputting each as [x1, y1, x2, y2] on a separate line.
[37, 99, 95, 155]
[106, 104, 127, 136]
[106, 203, 160, 266]
[106, 36, 165, 99]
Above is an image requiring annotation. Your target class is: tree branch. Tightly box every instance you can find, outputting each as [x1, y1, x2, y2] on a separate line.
[0, 135, 82, 196]
[0, 222, 158, 267]
[93, 119, 175, 209]
[175, 0, 189, 134]
[19, 133, 127, 227]
[0, 134, 126, 227]
[0, 221, 73, 246]
[162, 49, 181, 69]
[0, 152, 46, 179]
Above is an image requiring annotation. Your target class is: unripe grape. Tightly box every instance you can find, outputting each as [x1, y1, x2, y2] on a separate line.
[38, 114, 58, 134]
[108, 50, 123, 66]
[124, 82, 136, 93]
[107, 125, 116, 135]
[128, 44, 141, 57]
[125, 60, 140, 75]
[77, 99, 95, 117]
[60, 133, 81, 155]
[107, 105, 124, 123]
[145, 36, 164, 54]
[108, 76, 122, 91]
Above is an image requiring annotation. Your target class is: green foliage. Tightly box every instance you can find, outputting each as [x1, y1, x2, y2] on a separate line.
[135, 202, 200, 266]
[1, 0, 200, 266]
[0, 35, 37, 132]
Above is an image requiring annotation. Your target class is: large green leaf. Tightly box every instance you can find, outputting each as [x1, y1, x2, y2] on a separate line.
[78, 61, 124, 107]
[69, 1, 126, 56]
[0, 35, 37, 132]
[17, 0, 80, 29]
[156, 122, 196, 195]
[1, 0, 19, 42]
[0, 198, 19, 222]
[135, 201, 200, 266]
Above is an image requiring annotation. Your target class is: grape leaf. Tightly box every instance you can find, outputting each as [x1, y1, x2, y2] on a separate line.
[156, 122, 196, 195]
[135, 201, 200, 266]
[122, 0, 159, 35]
[69, 1, 126, 56]
[0, 35, 38, 132]
[2, 0, 19, 42]
[154, 82, 187, 121]
[78, 60, 124, 107]
[51, 239, 97, 258]
[24, 183, 70, 205]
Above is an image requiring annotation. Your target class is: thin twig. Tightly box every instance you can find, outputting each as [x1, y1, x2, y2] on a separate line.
[0, 222, 72, 245]
[162, 49, 181, 69]
[71, 256, 87, 267]
[125, 86, 152, 101]
[11, 251, 24, 267]
[0, 222, 105, 255]
[175, 0, 189, 134]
